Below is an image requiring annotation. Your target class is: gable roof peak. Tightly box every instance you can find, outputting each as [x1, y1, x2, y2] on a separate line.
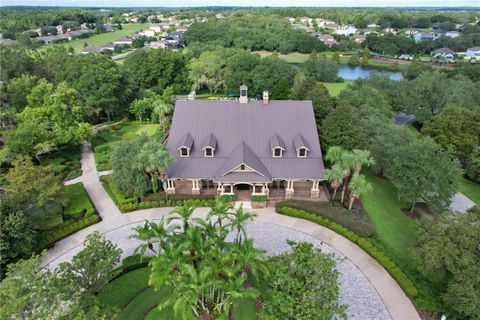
[177, 132, 194, 150]
[202, 132, 217, 150]
[293, 133, 310, 151]
[217, 141, 270, 178]
[270, 133, 286, 150]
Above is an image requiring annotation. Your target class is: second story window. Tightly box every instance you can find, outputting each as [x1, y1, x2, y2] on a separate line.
[180, 147, 189, 157]
[204, 147, 214, 157]
[273, 147, 282, 158]
[297, 147, 307, 158]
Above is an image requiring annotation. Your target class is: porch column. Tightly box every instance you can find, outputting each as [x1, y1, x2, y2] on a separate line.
[252, 185, 257, 195]
[192, 179, 200, 195]
[310, 180, 320, 198]
[217, 182, 222, 195]
[285, 180, 294, 199]
[166, 179, 176, 195]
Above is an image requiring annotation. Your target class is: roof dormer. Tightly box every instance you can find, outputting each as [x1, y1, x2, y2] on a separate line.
[270, 133, 285, 158]
[293, 133, 310, 158]
[239, 84, 248, 104]
[202, 133, 217, 157]
[177, 132, 193, 157]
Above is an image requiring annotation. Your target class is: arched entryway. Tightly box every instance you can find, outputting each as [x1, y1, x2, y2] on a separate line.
[234, 183, 253, 200]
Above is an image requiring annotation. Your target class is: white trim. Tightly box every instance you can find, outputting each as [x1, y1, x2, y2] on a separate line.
[297, 147, 308, 158]
[295, 146, 310, 152]
[272, 147, 283, 158]
[179, 147, 190, 157]
[222, 162, 266, 177]
[204, 147, 214, 157]
[201, 145, 216, 151]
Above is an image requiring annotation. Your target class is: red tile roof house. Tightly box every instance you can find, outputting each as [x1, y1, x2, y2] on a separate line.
[164, 86, 328, 202]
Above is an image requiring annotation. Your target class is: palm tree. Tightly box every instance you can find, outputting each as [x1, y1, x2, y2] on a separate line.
[348, 174, 372, 210]
[152, 100, 172, 127]
[233, 239, 268, 283]
[351, 149, 375, 175]
[134, 140, 174, 193]
[168, 204, 196, 231]
[339, 151, 356, 204]
[208, 198, 233, 227]
[228, 205, 257, 243]
[130, 221, 157, 254]
[325, 146, 345, 165]
[325, 164, 348, 203]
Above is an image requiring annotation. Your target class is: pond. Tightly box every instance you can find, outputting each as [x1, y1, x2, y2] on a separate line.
[338, 65, 403, 81]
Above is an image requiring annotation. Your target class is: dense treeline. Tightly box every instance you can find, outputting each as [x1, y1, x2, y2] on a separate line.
[183, 13, 326, 53]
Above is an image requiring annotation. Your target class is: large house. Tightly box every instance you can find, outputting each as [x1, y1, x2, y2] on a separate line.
[466, 47, 480, 60]
[164, 86, 327, 201]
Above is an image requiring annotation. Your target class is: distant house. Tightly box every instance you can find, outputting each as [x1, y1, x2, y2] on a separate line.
[55, 25, 64, 34]
[36, 34, 69, 44]
[323, 22, 337, 30]
[430, 47, 455, 60]
[383, 27, 397, 35]
[466, 47, 480, 60]
[444, 31, 460, 38]
[353, 34, 366, 43]
[413, 32, 437, 43]
[141, 29, 156, 37]
[113, 36, 135, 45]
[317, 34, 337, 47]
[335, 25, 357, 36]
[81, 42, 115, 54]
[103, 24, 117, 32]
[66, 29, 92, 39]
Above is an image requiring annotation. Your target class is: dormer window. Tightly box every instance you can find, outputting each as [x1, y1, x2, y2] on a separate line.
[273, 147, 282, 158]
[297, 147, 308, 157]
[204, 147, 214, 157]
[180, 147, 189, 157]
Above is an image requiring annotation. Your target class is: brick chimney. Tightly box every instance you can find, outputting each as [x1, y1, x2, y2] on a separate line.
[262, 91, 269, 104]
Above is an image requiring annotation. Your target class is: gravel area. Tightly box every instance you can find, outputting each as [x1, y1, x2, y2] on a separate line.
[48, 220, 391, 320]
[450, 193, 476, 213]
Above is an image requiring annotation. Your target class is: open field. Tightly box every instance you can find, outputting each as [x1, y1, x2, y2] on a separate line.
[48, 23, 149, 52]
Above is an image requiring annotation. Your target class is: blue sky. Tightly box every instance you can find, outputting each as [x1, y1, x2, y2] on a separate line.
[2, 0, 479, 7]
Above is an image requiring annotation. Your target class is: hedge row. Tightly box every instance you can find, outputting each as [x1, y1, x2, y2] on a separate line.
[251, 194, 267, 202]
[276, 206, 418, 298]
[110, 254, 154, 281]
[36, 215, 100, 250]
[120, 198, 217, 212]
[218, 194, 234, 202]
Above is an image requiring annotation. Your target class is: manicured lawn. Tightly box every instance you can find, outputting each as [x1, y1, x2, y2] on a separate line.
[49, 23, 149, 52]
[361, 171, 419, 266]
[322, 82, 350, 97]
[99, 267, 256, 320]
[458, 177, 480, 205]
[61, 183, 95, 219]
[254, 50, 310, 63]
[92, 121, 159, 171]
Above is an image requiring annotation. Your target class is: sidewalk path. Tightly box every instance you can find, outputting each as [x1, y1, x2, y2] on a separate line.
[77, 141, 120, 218]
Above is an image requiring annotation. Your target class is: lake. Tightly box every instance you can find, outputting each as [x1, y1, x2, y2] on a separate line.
[338, 65, 403, 81]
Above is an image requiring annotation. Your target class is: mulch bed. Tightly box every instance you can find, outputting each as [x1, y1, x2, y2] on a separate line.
[401, 208, 421, 219]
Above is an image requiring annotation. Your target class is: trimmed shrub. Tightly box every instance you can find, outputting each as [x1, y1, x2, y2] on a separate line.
[276, 200, 374, 237]
[251, 194, 267, 202]
[218, 194, 234, 202]
[276, 206, 418, 298]
[36, 215, 100, 250]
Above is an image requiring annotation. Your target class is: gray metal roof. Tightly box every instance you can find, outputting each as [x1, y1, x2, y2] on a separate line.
[216, 141, 271, 178]
[270, 133, 286, 150]
[202, 133, 217, 150]
[166, 99, 326, 182]
[177, 133, 193, 150]
[293, 133, 310, 151]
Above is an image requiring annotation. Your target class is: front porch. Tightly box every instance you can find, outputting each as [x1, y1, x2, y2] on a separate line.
[165, 178, 328, 203]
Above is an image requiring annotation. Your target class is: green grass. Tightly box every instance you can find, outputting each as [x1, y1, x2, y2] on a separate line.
[458, 178, 480, 205]
[92, 121, 159, 170]
[48, 23, 149, 52]
[254, 50, 310, 63]
[61, 183, 95, 219]
[39, 145, 81, 180]
[97, 268, 150, 308]
[405, 123, 420, 139]
[99, 267, 256, 320]
[322, 82, 350, 97]
[361, 171, 419, 266]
